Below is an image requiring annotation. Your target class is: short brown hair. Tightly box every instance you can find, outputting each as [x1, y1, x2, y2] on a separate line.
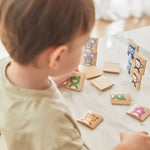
[0, 0, 95, 65]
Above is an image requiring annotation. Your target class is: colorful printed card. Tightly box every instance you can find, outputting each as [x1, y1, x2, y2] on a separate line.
[127, 39, 139, 60]
[132, 53, 147, 76]
[77, 111, 103, 129]
[127, 57, 133, 76]
[80, 38, 98, 66]
[127, 105, 150, 122]
[111, 93, 130, 105]
[65, 72, 85, 91]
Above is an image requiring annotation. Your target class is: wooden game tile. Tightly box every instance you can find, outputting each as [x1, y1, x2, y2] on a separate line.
[131, 69, 142, 90]
[127, 104, 150, 122]
[103, 62, 121, 74]
[77, 111, 103, 129]
[90, 76, 114, 91]
[127, 39, 139, 60]
[80, 38, 98, 66]
[80, 51, 97, 66]
[111, 93, 130, 105]
[84, 38, 98, 53]
[132, 52, 147, 76]
[127, 57, 133, 76]
[80, 66, 102, 80]
[65, 72, 85, 91]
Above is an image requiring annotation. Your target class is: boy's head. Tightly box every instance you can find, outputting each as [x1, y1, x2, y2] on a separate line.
[0, 0, 95, 76]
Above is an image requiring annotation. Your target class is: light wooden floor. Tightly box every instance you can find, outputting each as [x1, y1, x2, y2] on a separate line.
[92, 15, 150, 38]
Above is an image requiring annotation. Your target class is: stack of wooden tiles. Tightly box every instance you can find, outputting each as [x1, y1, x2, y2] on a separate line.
[127, 39, 147, 90]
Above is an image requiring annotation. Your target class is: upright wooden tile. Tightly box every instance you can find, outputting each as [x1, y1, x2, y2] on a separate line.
[111, 93, 130, 105]
[127, 39, 139, 60]
[127, 105, 150, 122]
[80, 38, 98, 66]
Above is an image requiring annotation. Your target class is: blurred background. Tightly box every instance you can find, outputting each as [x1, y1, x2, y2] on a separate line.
[92, 0, 150, 37]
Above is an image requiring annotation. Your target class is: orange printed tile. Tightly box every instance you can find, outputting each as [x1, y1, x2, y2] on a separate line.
[77, 111, 103, 129]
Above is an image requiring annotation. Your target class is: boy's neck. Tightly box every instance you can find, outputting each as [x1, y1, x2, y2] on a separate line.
[6, 60, 51, 90]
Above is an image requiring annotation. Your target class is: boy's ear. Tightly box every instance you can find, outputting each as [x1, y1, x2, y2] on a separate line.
[49, 45, 68, 70]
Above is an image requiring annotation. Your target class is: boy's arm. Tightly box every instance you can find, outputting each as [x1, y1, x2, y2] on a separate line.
[52, 111, 90, 150]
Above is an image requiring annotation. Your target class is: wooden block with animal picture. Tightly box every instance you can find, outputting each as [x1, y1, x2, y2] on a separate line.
[132, 53, 147, 76]
[65, 72, 85, 91]
[127, 57, 133, 76]
[131, 69, 142, 90]
[80, 38, 98, 66]
[127, 39, 139, 60]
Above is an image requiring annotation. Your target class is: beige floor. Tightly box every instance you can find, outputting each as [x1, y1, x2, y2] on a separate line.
[92, 15, 150, 38]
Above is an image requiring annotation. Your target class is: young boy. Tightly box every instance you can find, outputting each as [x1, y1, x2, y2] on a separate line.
[0, 0, 150, 150]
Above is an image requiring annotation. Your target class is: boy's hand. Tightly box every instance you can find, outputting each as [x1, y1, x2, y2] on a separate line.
[50, 70, 78, 87]
[114, 131, 150, 150]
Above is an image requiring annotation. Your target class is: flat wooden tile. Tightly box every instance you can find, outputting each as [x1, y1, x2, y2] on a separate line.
[103, 62, 121, 74]
[127, 105, 150, 122]
[132, 52, 147, 76]
[90, 76, 114, 91]
[127, 57, 133, 76]
[127, 39, 139, 60]
[131, 70, 142, 90]
[80, 66, 102, 80]
[111, 93, 130, 105]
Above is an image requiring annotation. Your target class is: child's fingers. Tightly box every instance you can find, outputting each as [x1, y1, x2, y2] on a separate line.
[138, 131, 149, 135]
[120, 132, 128, 141]
[75, 68, 79, 72]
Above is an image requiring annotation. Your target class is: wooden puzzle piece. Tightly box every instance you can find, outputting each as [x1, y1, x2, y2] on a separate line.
[80, 66, 102, 80]
[80, 38, 98, 66]
[131, 70, 142, 90]
[127, 105, 150, 122]
[103, 62, 121, 74]
[84, 38, 98, 53]
[65, 72, 85, 91]
[132, 53, 147, 76]
[127, 57, 133, 76]
[111, 93, 130, 105]
[90, 76, 114, 91]
[77, 111, 103, 129]
[127, 39, 139, 60]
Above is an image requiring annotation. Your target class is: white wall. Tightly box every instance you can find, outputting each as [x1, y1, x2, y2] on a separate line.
[94, 0, 150, 20]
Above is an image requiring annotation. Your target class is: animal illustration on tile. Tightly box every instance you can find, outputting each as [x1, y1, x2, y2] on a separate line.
[81, 113, 99, 125]
[132, 73, 139, 87]
[69, 76, 81, 89]
[112, 94, 126, 100]
[127, 59, 132, 74]
[131, 106, 146, 118]
[84, 39, 96, 52]
[134, 58, 144, 73]
[82, 52, 96, 66]
[127, 44, 136, 59]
